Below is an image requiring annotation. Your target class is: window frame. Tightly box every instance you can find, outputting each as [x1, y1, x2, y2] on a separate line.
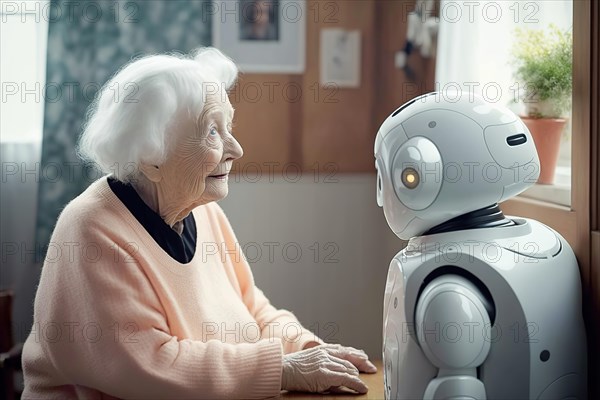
[500, 0, 597, 394]
[500, 0, 590, 273]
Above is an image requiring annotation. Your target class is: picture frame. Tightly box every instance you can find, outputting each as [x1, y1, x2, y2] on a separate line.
[211, 0, 306, 74]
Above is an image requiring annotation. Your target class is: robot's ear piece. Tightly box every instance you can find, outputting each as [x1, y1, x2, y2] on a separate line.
[391, 137, 442, 211]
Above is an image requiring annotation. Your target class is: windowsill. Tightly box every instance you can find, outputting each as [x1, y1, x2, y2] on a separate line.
[519, 165, 572, 207]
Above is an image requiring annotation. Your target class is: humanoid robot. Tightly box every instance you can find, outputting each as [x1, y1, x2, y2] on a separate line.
[375, 91, 587, 399]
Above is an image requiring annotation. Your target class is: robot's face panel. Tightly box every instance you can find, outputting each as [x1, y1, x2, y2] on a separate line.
[391, 137, 442, 211]
[484, 120, 538, 168]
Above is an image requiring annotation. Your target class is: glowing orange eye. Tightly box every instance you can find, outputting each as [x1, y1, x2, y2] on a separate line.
[401, 167, 419, 189]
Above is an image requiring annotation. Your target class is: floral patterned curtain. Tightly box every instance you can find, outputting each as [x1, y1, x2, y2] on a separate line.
[35, 0, 211, 253]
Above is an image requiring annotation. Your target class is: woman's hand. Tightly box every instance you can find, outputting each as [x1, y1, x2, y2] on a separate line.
[281, 344, 376, 394]
[302, 343, 378, 373]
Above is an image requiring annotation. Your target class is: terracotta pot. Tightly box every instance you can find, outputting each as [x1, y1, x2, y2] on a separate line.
[521, 117, 567, 185]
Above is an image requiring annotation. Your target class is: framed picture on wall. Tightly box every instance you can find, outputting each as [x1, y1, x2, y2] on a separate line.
[212, 0, 306, 73]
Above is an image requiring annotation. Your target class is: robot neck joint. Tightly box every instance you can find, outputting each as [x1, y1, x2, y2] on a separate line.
[424, 204, 513, 236]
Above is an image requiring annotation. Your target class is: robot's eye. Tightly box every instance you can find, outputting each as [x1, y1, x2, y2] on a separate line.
[401, 167, 420, 189]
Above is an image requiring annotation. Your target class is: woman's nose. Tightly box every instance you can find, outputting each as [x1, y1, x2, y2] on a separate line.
[224, 134, 244, 161]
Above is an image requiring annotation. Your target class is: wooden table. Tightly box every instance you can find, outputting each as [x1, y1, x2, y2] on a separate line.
[280, 360, 384, 399]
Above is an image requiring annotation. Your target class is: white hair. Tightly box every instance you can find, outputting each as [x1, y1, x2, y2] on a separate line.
[77, 47, 238, 182]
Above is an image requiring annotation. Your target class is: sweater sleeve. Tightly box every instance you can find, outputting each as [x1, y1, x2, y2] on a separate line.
[211, 204, 325, 354]
[23, 209, 283, 399]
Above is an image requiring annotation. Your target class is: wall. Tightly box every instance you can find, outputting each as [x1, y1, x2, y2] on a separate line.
[219, 175, 402, 356]
[230, 0, 435, 175]
[230, 0, 376, 174]
[374, 0, 436, 125]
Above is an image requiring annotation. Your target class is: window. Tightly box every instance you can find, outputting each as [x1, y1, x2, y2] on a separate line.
[435, 0, 573, 206]
[0, 0, 49, 143]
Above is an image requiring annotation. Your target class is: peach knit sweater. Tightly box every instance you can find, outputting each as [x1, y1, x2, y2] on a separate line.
[22, 177, 322, 399]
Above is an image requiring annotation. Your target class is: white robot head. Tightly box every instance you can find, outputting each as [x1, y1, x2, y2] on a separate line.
[374, 91, 540, 240]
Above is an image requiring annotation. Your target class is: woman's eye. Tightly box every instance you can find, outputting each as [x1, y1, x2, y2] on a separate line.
[209, 127, 218, 136]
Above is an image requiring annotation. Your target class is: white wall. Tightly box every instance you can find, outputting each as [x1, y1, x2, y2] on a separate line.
[218, 174, 403, 357]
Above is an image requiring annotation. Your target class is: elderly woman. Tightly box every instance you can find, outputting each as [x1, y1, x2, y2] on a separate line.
[21, 48, 376, 399]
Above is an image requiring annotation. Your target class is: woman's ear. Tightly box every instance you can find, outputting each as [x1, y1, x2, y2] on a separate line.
[138, 163, 163, 183]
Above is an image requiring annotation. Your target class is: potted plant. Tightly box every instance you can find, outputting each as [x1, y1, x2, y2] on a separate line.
[511, 24, 572, 184]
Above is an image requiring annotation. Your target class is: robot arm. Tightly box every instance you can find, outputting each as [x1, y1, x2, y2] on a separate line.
[415, 274, 493, 400]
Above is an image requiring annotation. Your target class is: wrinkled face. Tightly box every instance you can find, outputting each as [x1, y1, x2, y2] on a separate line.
[158, 91, 243, 220]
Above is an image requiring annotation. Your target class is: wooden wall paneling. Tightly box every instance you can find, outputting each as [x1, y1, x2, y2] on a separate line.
[374, 0, 436, 128]
[592, 232, 600, 388]
[572, 1, 594, 389]
[572, 0, 592, 293]
[589, 0, 599, 390]
[229, 74, 293, 174]
[593, 0, 599, 235]
[289, 74, 304, 167]
[230, 1, 429, 174]
[301, 0, 377, 173]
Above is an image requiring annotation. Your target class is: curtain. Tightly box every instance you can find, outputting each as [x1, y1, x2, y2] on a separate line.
[1, 142, 42, 344]
[35, 0, 212, 258]
[435, 0, 573, 109]
[1, 1, 213, 350]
